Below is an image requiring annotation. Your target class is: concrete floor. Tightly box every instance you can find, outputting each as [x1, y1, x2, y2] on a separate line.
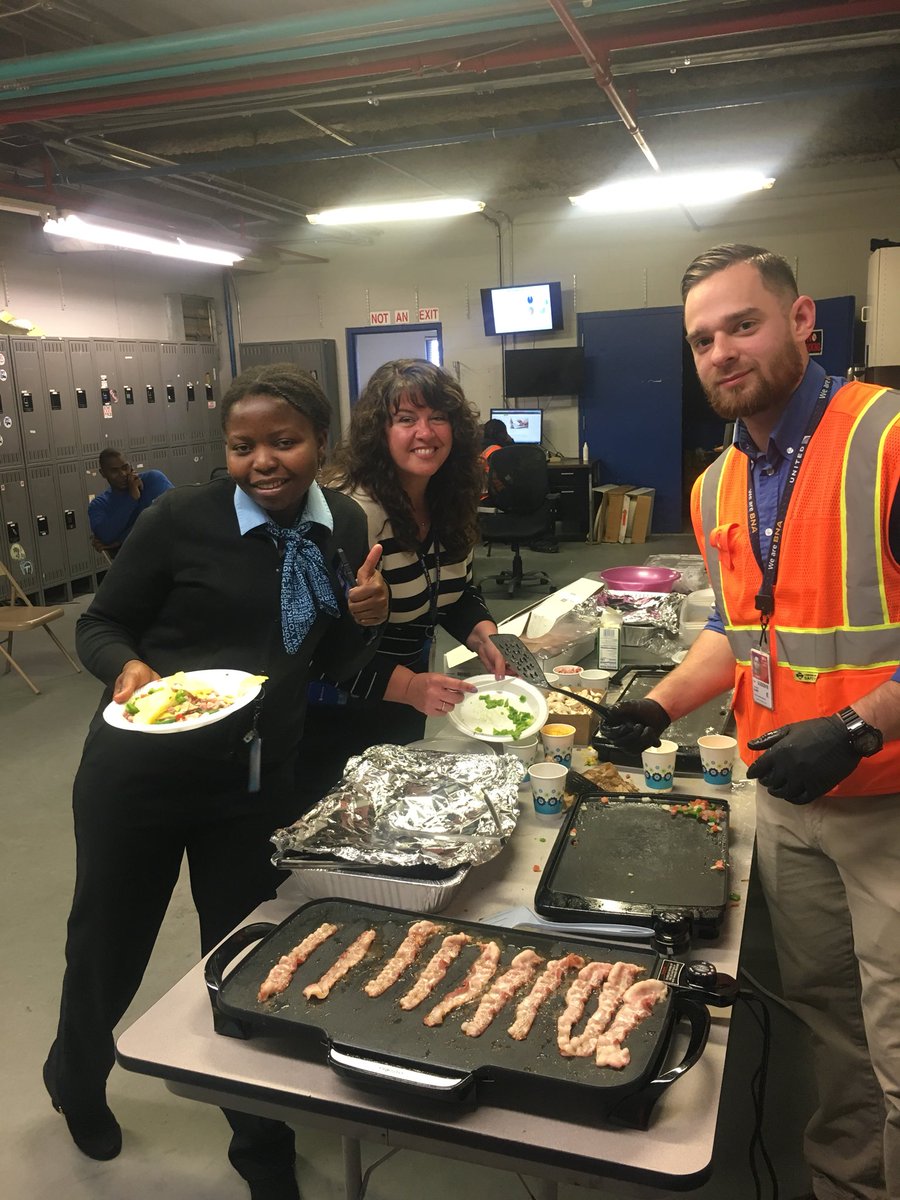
[1, 532, 815, 1199]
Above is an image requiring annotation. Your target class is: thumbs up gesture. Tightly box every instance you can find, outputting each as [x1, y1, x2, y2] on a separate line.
[348, 543, 389, 627]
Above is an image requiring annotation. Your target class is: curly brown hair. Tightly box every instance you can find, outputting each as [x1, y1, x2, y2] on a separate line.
[324, 359, 482, 557]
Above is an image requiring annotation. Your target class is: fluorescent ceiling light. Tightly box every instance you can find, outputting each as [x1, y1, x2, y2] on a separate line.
[307, 198, 485, 225]
[570, 169, 775, 213]
[42, 213, 243, 265]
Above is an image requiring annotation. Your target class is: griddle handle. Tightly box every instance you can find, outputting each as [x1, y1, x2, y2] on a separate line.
[606, 993, 710, 1131]
[204, 921, 277, 1039]
[328, 1043, 473, 1104]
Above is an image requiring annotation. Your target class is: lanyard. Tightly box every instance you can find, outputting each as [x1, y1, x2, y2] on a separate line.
[747, 377, 832, 634]
[418, 538, 442, 638]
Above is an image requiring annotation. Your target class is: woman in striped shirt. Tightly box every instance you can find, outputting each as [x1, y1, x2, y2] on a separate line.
[297, 359, 506, 807]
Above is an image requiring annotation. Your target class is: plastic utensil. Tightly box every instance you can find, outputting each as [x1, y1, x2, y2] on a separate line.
[489, 633, 613, 719]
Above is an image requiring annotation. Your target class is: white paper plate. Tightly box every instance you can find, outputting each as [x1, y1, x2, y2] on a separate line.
[448, 675, 549, 744]
[102, 668, 263, 735]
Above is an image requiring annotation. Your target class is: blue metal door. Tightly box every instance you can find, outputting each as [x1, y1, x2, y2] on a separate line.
[578, 306, 684, 534]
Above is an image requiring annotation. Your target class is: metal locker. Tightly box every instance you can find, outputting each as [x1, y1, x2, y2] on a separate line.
[55, 459, 94, 579]
[40, 338, 80, 460]
[0, 470, 43, 595]
[9, 338, 53, 465]
[135, 340, 167, 450]
[165, 444, 192, 486]
[205, 438, 226, 476]
[25, 464, 68, 588]
[68, 338, 102, 459]
[188, 443, 207, 484]
[199, 344, 222, 438]
[82, 458, 112, 573]
[115, 340, 149, 452]
[91, 338, 126, 453]
[180, 344, 208, 443]
[160, 342, 189, 445]
[0, 335, 25, 470]
[238, 339, 341, 448]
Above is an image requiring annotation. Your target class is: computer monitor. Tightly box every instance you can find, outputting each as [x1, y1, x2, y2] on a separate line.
[489, 408, 543, 445]
[480, 282, 564, 336]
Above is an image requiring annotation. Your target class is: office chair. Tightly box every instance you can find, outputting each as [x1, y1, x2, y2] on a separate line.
[479, 443, 554, 597]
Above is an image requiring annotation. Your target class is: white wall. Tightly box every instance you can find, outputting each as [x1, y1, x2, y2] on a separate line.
[2, 162, 898, 459]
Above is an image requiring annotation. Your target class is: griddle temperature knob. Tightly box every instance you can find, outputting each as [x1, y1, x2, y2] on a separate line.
[683, 960, 739, 1007]
[652, 911, 691, 955]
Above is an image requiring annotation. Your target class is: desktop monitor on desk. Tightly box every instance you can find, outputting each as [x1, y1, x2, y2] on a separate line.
[489, 408, 543, 445]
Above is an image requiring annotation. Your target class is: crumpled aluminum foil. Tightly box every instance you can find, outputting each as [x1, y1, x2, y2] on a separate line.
[599, 589, 683, 635]
[271, 744, 522, 868]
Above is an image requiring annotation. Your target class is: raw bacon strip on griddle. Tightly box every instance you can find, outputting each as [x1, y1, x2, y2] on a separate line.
[461, 949, 544, 1037]
[423, 941, 502, 1027]
[595, 978, 668, 1069]
[302, 929, 377, 1001]
[565, 960, 645, 1058]
[257, 922, 339, 1002]
[556, 961, 611, 1055]
[363, 920, 443, 998]
[398, 932, 470, 1011]
[508, 953, 585, 1041]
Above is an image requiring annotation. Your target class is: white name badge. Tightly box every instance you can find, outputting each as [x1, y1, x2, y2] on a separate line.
[750, 647, 774, 709]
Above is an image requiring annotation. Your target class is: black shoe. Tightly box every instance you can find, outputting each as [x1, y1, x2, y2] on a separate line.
[42, 1059, 122, 1161]
[248, 1173, 300, 1200]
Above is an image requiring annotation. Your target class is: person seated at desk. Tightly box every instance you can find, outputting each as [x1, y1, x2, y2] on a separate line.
[44, 365, 388, 1200]
[88, 448, 173, 557]
[480, 417, 514, 500]
[297, 358, 507, 809]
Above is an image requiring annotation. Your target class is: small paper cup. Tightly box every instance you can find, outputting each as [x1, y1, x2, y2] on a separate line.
[506, 736, 538, 782]
[577, 669, 611, 696]
[642, 738, 678, 792]
[554, 664, 583, 679]
[529, 761, 568, 817]
[698, 734, 737, 785]
[540, 722, 576, 768]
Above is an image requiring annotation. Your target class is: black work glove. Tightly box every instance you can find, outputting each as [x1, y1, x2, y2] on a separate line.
[746, 716, 861, 805]
[600, 699, 671, 753]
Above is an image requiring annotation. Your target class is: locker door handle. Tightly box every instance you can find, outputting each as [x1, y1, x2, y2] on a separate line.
[36, 514, 49, 536]
[64, 510, 76, 530]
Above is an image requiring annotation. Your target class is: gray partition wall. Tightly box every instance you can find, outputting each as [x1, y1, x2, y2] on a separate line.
[0, 334, 224, 601]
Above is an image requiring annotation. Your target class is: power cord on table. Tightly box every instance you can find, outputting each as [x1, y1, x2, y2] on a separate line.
[738, 987, 779, 1200]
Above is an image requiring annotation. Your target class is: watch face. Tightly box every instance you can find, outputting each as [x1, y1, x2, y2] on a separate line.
[855, 728, 882, 757]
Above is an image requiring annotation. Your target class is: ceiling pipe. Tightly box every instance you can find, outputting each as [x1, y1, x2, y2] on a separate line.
[2, 0, 895, 125]
[546, 0, 660, 173]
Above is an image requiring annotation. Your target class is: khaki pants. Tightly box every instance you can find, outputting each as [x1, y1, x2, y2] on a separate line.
[755, 785, 900, 1200]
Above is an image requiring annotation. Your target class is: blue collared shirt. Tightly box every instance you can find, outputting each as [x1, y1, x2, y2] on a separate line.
[704, 364, 900, 682]
[233, 479, 334, 536]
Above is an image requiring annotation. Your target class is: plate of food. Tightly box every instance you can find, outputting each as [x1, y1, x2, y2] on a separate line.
[103, 669, 267, 734]
[448, 674, 548, 743]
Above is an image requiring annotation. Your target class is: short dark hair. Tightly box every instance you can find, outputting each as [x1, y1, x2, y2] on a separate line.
[482, 418, 512, 447]
[681, 244, 799, 303]
[324, 359, 483, 557]
[221, 363, 331, 433]
[98, 448, 124, 469]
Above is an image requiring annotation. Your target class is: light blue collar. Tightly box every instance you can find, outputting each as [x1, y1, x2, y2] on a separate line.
[233, 479, 333, 535]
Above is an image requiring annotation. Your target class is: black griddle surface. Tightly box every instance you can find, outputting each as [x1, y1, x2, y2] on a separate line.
[536, 793, 729, 933]
[212, 898, 675, 1103]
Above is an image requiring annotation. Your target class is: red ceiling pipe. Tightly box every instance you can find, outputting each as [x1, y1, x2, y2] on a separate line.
[1, 0, 897, 126]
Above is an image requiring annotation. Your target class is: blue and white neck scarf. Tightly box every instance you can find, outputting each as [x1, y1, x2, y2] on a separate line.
[264, 519, 339, 653]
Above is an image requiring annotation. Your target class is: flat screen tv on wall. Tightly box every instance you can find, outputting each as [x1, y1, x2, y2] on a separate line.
[504, 347, 585, 397]
[480, 282, 564, 336]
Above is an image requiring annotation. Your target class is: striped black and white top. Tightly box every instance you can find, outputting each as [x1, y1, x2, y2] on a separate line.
[339, 489, 492, 700]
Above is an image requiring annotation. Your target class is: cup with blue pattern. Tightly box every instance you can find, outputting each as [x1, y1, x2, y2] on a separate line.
[698, 735, 737, 786]
[529, 762, 568, 817]
[642, 739, 678, 792]
[506, 736, 538, 783]
[540, 722, 576, 769]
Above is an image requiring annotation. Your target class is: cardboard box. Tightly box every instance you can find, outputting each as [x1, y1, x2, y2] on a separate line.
[617, 487, 656, 544]
[601, 485, 636, 542]
[545, 701, 600, 745]
[591, 483, 620, 543]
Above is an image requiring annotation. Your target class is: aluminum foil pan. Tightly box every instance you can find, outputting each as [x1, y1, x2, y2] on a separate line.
[271, 744, 522, 869]
[277, 862, 469, 914]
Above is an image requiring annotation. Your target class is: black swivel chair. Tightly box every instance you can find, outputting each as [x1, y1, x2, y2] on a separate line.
[479, 443, 555, 597]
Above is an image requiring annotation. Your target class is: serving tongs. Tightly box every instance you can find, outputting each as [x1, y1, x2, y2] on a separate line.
[488, 632, 614, 721]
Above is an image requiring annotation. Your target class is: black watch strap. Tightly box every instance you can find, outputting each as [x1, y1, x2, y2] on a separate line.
[836, 706, 883, 757]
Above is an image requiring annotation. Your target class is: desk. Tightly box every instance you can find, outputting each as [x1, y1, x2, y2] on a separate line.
[117, 774, 755, 1200]
[547, 459, 594, 540]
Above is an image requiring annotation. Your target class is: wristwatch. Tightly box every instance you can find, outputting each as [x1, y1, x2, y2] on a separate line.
[835, 707, 883, 757]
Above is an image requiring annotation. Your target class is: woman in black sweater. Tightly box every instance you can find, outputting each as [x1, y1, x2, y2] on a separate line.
[43, 365, 387, 1200]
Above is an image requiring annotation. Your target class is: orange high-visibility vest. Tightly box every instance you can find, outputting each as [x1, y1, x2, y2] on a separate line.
[691, 381, 900, 796]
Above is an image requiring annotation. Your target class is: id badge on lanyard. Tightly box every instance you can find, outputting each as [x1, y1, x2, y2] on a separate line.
[750, 646, 774, 709]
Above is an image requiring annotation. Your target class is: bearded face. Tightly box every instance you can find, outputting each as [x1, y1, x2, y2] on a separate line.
[700, 335, 806, 421]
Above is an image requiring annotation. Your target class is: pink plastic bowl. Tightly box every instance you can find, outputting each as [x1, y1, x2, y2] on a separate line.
[599, 566, 682, 593]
